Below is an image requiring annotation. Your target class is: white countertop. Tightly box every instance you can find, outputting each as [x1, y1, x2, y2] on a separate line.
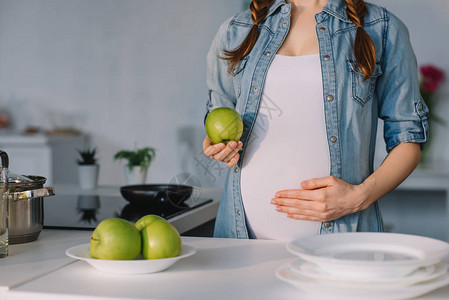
[0, 230, 91, 297]
[0, 133, 49, 145]
[1, 229, 449, 300]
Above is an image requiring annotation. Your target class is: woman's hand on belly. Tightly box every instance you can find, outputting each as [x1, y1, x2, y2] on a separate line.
[202, 136, 243, 168]
[270, 176, 368, 222]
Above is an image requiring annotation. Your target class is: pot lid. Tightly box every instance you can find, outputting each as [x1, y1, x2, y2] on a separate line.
[0, 171, 33, 184]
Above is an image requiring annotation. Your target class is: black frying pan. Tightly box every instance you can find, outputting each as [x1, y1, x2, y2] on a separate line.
[120, 184, 193, 208]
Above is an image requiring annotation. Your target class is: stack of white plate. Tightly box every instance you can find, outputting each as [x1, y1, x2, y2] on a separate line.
[276, 232, 449, 300]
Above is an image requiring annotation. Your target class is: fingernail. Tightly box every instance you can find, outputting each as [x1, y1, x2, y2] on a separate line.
[271, 199, 277, 205]
[276, 206, 282, 212]
[238, 141, 243, 148]
[229, 141, 237, 148]
[275, 193, 280, 197]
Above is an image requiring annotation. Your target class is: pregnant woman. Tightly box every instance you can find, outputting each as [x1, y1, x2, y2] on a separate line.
[203, 0, 428, 240]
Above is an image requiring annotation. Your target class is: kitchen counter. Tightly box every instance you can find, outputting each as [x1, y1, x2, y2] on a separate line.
[1, 229, 449, 300]
[0, 230, 91, 299]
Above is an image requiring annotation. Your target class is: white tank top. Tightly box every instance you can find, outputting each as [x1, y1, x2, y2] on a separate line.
[240, 54, 330, 241]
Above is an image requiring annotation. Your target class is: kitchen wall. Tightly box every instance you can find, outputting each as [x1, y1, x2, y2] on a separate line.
[0, 0, 243, 187]
[0, 1, 447, 191]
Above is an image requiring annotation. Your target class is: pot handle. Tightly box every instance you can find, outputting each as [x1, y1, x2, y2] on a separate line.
[8, 187, 55, 201]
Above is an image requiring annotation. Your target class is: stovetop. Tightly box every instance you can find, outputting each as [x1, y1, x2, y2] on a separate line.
[43, 189, 212, 230]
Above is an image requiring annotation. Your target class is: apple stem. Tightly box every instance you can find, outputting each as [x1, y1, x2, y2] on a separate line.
[91, 237, 100, 242]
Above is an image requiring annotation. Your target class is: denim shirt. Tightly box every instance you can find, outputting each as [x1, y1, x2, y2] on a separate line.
[205, 0, 429, 239]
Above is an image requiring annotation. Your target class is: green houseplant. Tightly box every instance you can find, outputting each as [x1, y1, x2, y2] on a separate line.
[77, 147, 98, 165]
[114, 147, 156, 184]
[77, 147, 99, 189]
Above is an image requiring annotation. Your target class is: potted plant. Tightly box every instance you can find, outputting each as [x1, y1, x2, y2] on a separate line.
[114, 147, 156, 185]
[77, 147, 99, 189]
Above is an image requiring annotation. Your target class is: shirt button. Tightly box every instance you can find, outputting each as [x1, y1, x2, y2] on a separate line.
[282, 21, 287, 27]
[326, 95, 334, 101]
[330, 136, 337, 143]
[323, 55, 330, 61]
[324, 222, 331, 228]
[237, 210, 242, 216]
[319, 27, 326, 32]
[252, 86, 258, 92]
[418, 104, 423, 111]
[266, 51, 271, 56]
[234, 166, 239, 173]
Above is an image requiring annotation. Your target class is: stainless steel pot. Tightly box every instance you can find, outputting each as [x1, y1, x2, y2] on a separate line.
[7, 175, 54, 244]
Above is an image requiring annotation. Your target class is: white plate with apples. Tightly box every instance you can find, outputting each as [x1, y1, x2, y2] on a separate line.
[66, 243, 196, 275]
[66, 215, 196, 274]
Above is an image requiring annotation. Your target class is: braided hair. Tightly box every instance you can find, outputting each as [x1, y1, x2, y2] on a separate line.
[222, 0, 375, 81]
[221, 0, 274, 73]
[345, 0, 376, 81]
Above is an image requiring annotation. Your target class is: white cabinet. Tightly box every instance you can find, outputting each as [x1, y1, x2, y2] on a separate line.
[0, 134, 88, 186]
[47, 135, 88, 184]
[0, 134, 52, 184]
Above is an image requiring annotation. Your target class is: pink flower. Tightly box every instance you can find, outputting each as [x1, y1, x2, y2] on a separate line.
[420, 65, 445, 93]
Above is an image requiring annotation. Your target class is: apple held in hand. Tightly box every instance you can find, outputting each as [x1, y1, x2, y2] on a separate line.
[90, 218, 141, 260]
[141, 219, 182, 259]
[205, 107, 243, 144]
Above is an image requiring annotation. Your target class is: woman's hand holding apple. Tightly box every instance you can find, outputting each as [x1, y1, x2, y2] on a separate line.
[202, 136, 242, 168]
[203, 107, 244, 168]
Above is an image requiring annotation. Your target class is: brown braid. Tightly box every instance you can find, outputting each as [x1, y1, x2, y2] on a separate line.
[345, 0, 376, 81]
[221, 0, 274, 74]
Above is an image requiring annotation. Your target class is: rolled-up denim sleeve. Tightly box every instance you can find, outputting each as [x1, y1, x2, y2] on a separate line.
[376, 11, 428, 153]
[204, 17, 237, 124]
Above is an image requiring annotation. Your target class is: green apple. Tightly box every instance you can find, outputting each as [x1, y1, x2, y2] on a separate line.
[141, 220, 182, 259]
[90, 218, 141, 260]
[205, 107, 243, 144]
[135, 214, 166, 231]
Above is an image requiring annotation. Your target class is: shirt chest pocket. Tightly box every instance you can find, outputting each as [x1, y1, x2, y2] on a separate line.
[231, 56, 249, 98]
[348, 60, 383, 106]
